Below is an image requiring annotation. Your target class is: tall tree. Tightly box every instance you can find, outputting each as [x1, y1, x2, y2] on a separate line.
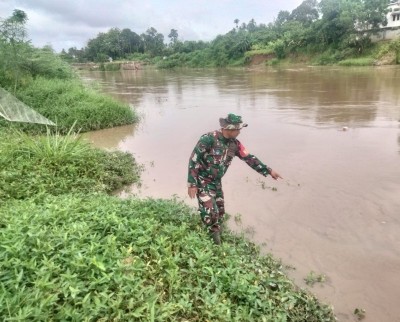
[168, 29, 178, 44]
[317, 0, 389, 47]
[105, 28, 124, 59]
[0, 9, 30, 91]
[290, 0, 319, 26]
[317, 0, 360, 46]
[85, 32, 108, 61]
[275, 10, 291, 27]
[247, 19, 257, 32]
[356, 0, 389, 31]
[141, 27, 165, 57]
[120, 28, 143, 55]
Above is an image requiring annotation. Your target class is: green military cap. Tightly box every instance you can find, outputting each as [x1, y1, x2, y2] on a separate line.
[219, 113, 248, 130]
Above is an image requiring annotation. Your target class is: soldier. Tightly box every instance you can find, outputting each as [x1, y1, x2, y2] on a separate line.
[187, 113, 282, 244]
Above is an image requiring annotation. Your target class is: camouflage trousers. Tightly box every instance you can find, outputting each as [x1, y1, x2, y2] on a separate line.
[196, 180, 225, 233]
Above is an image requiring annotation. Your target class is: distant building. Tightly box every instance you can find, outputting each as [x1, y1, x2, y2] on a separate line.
[371, 0, 400, 41]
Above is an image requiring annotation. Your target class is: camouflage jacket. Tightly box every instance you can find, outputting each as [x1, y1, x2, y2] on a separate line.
[187, 130, 271, 188]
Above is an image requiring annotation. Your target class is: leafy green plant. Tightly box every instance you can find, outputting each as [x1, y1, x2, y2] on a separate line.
[0, 194, 336, 321]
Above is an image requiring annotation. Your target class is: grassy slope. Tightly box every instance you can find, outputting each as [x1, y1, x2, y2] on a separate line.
[0, 77, 138, 134]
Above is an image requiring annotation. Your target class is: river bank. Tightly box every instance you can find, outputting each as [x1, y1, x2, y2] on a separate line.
[0, 79, 336, 320]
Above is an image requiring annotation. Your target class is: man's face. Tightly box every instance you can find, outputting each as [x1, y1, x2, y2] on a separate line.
[222, 128, 241, 139]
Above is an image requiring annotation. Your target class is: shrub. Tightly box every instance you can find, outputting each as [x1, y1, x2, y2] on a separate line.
[99, 63, 122, 71]
[22, 46, 75, 80]
[270, 39, 286, 59]
[312, 52, 339, 65]
[267, 58, 280, 66]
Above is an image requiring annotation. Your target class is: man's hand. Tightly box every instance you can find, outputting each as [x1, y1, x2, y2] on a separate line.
[188, 186, 198, 199]
[269, 169, 283, 180]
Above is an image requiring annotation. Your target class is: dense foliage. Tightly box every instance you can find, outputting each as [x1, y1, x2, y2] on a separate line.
[0, 194, 335, 321]
[55, 0, 396, 67]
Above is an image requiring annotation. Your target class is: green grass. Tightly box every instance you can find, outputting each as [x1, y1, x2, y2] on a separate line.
[337, 57, 375, 66]
[0, 194, 335, 321]
[0, 128, 141, 201]
[0, 77, 137, 134]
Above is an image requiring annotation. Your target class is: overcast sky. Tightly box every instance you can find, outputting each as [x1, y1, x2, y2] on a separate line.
[1, 0, 304, 52]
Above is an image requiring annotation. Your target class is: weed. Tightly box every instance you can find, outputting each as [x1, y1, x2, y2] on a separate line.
[354, 308, 366, 320]
[234, 213, 242, 225]
[256, 178, 278, 191]
[244, 225, 256, 237]
[304, 271, 327, 286]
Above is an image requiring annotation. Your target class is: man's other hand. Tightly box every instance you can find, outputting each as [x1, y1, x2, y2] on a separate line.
[188, 186, 198, 199]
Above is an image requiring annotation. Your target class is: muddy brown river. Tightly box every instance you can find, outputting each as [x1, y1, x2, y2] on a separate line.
[81, 66, 400, 322]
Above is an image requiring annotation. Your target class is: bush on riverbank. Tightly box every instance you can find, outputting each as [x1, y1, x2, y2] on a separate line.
[156, 50, 215, 69]
[0, 77, 137, 134]
[0, 193, 335, 321]
[0, 129, 141, 201]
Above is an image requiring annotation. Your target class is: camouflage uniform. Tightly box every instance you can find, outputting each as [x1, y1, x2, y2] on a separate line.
[187, 129, 271, 234]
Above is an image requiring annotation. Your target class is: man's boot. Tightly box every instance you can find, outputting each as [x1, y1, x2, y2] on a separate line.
[211, 231, 221, 245]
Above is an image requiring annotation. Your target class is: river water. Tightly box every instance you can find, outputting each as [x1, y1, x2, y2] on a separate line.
[80, 66, 400, 322]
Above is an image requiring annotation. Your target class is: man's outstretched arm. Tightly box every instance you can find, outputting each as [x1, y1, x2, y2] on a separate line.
[237, 142, 282, 180]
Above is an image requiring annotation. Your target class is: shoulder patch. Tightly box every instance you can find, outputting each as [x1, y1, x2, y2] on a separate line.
[238, 142, 249, 157]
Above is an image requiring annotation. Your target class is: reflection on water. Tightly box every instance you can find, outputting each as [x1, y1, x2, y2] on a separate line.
[81, 66, 400, 322]
[82, 124, 137, 150]
[81, 66, 400, 129]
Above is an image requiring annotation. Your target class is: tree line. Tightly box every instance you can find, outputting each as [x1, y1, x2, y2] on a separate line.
[58, 0, 391, 66]
[1, 0, 396, 73]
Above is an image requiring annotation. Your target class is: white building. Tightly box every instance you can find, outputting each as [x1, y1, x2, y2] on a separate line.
[372, 1, 400, 41]
[387, 1, 400, 27]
